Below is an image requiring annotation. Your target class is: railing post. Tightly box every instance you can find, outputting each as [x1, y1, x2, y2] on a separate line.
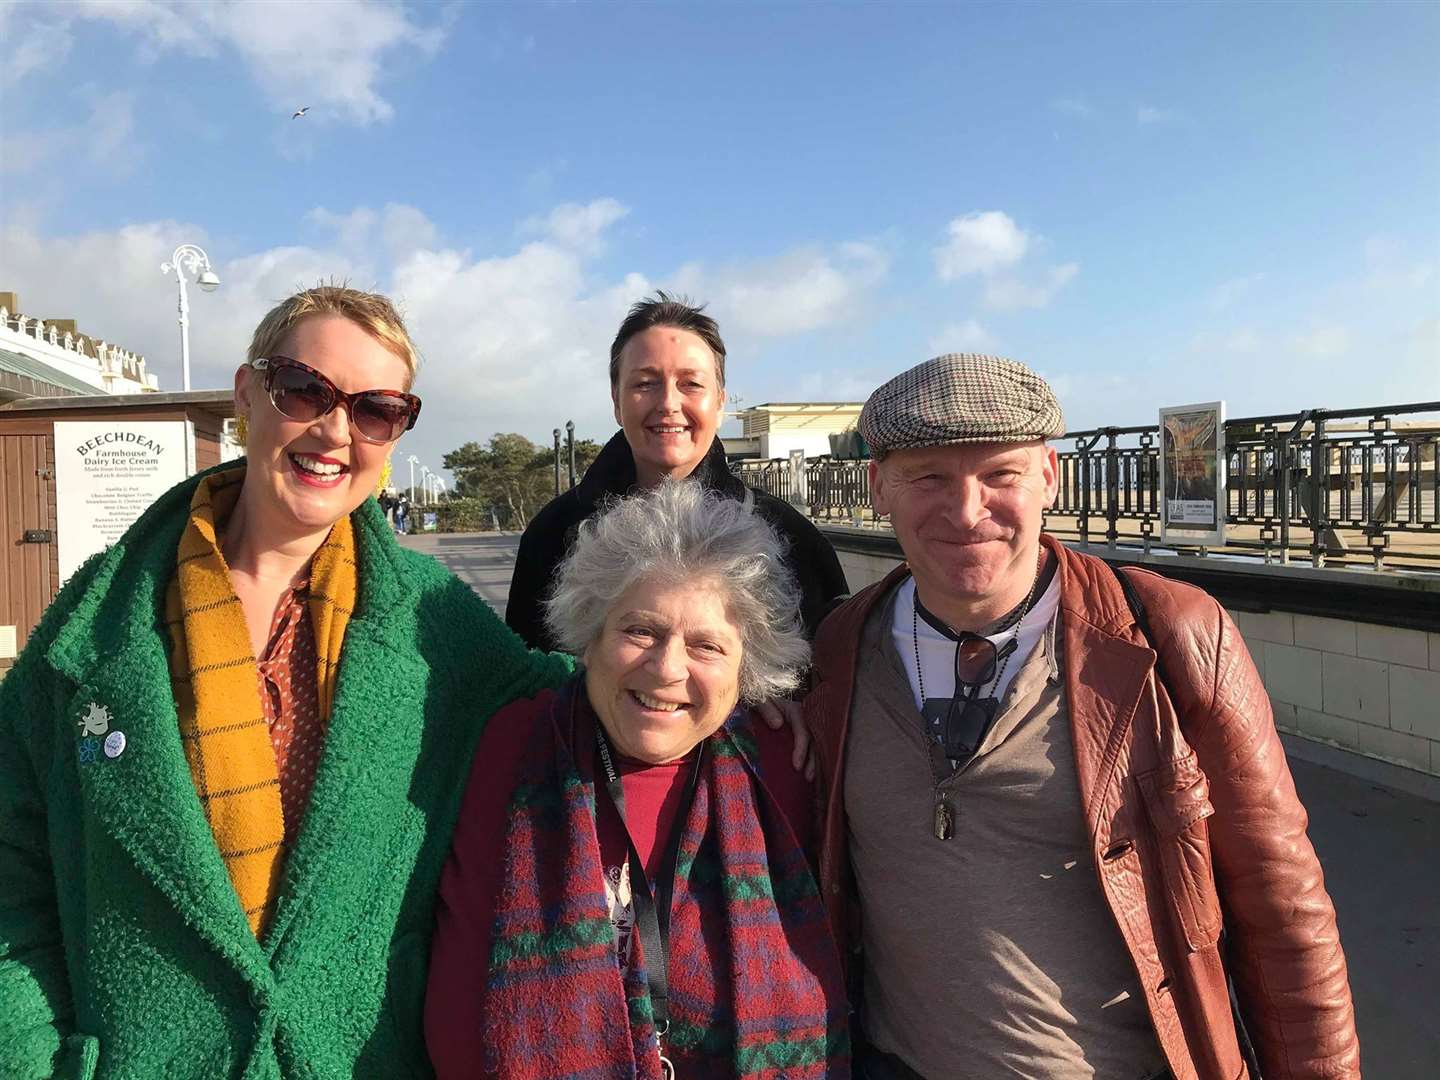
[1276, 411, 1311, 566]
[1309, 414, 1328, 568]
[1104, 428, 1120, 549]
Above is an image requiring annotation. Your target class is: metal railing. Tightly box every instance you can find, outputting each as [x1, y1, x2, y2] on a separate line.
[733, 400, 1440, 571]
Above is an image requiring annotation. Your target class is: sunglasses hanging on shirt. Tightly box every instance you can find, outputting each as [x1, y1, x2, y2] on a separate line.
[912, 548, 1047, 765]
[917, 631, 1018, 761]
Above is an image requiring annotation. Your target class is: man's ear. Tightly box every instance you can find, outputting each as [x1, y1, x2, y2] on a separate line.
[1040, 444, 1060, 509]
[869, 459, 890, 516]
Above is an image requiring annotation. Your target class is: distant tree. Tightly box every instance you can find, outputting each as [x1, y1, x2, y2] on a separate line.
[443, 433, 604, 528]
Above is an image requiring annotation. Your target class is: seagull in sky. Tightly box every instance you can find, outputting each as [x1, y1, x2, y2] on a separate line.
[291, 106, 309, 119]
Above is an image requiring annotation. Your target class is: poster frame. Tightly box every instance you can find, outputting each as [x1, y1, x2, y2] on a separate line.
[1158, 400, 1227, 547]
[53, 419, 191, 582]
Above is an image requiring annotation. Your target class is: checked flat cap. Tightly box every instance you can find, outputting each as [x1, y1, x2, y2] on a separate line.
[859, 353, 1065, 458]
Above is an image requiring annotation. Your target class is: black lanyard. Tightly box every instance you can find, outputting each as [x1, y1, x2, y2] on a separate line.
[594, 723, 706, 1055]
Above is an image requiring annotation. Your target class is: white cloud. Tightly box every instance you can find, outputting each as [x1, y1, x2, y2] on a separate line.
[1208, 272, 1267, 312]
[1051, 97, 1095, 119]
[674, 242, 889, 338]
[1289, 325, 1351, 359]
[1137, 105, 1174, 125]
[0, 219, 365, 390]
[1189, 327, 1264, 355]
[1361, 234, 1436, 294]
[0, 7, 73, 88]
[523, 198, 630, 255]
[1406, 316, 1440, 359]
[1, 90, 137, 174]
[934, 211, 1029, 280]
[45, 0, 447, 124]
[982, 262, 1079, 311]
[934, 211, 1077, 312]
[927, 319, 997, 355]
[793, 370, 884, 401]
[307, 203, 440, 264]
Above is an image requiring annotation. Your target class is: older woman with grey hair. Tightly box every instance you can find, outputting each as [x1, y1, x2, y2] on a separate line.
[426, 479, 851, 1079]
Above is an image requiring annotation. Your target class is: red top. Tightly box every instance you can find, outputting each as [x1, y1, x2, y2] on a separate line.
[425, 691, 815, 1080]
[255, 582, 325, 846]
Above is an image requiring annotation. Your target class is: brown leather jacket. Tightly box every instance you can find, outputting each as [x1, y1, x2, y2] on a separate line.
[803, 536, 1360, 1080]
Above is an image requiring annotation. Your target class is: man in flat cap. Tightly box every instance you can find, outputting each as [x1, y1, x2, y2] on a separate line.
[804, 354, 1358, 1079]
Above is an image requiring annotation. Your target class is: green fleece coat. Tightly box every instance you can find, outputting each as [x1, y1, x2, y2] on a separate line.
[0, 464, 572, 1079]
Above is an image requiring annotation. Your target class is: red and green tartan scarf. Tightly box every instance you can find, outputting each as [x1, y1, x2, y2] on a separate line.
[483, 679, 851, 1079]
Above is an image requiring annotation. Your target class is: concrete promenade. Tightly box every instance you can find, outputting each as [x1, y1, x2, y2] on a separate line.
[402, 530, 1440, 1078]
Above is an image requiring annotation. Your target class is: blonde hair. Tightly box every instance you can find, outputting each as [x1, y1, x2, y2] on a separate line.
[246, 284, 419, 390]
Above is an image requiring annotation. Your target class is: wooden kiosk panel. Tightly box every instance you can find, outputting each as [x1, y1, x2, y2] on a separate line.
[0, 390, 234, 672]
[0, 434, 58, 666]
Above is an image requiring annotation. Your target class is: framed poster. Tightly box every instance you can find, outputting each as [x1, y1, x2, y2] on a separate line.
[1158, 401, 1226, 547]
[54, 420, 191, 582]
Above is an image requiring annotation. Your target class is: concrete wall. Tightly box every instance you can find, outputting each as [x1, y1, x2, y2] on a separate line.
[830, 545, 1440, 784]
[1232, 611, 1440, 777]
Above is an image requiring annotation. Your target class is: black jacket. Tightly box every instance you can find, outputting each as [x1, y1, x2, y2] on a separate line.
[506, 431, 850, 652]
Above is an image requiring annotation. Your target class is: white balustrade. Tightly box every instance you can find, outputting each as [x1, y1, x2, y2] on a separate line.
[0, 308, 158, 394]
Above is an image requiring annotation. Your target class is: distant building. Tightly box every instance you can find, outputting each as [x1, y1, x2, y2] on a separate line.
[0, 290, 159, 404]
[724, 401, 866, 460]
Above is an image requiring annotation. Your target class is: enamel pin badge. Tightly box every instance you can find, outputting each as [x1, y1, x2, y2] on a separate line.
[77, 702, 126, 763]
[78, 702, 111, 736]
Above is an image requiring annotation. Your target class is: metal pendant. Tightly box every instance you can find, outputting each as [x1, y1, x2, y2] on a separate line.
[933, 797, 954, 840]
[659, 1052, 676, 1080]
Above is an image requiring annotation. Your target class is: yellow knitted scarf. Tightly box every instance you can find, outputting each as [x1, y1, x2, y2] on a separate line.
[164, 467, 358, 936]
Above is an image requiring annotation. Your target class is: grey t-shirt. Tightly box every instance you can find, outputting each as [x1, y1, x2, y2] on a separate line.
[845, 587, 1167, 1079]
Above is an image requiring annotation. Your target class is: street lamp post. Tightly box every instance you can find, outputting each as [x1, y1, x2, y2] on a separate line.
[407, 454, 419, 503]
[159, 244, 220, 392]
[566, 420, 576, 489]
[421, 467, 432, 506]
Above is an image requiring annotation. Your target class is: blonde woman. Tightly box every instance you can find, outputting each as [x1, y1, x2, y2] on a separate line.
[0, 286, 569, 1078]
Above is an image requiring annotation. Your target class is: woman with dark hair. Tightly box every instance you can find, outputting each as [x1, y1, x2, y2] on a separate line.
[428, 480, 850, 1078]
[505, 291, 848, 652]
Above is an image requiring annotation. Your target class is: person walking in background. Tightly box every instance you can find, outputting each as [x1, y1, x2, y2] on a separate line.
[804, 354, 1359, 1079]
[0, 286, 571, 1078]
[395, 490, 411, 534]
[428, 480, 849, 1078]
[505, 291, 848, 652]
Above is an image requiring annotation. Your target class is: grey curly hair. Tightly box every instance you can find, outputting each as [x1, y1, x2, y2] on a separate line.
[543, 479, 810, 702]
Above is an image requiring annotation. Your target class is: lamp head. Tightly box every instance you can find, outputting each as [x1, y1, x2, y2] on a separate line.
[197, 269, 221, 292]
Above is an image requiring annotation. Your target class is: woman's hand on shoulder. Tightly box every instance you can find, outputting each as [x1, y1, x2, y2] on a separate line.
[753, 698, 815, 781]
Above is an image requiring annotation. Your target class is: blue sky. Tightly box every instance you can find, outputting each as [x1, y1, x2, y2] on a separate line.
[2, 1, 1436, 479]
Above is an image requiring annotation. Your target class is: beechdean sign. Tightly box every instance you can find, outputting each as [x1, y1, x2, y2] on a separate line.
[73, 429, 171, 457]
[54, 420, 193, 582]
